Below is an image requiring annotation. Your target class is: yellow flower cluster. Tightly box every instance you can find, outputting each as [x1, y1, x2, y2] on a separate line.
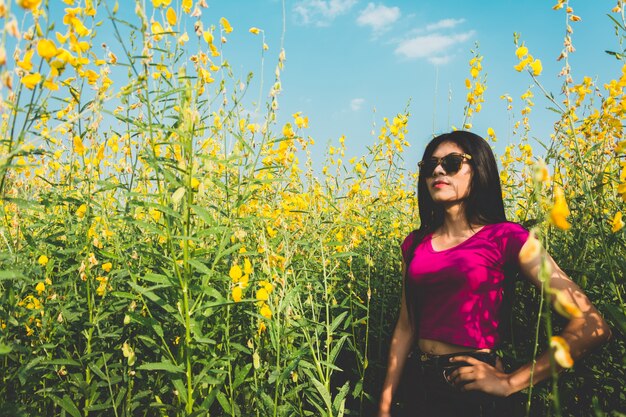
[464, 54, 486, 123]
[514, 44, 543, 76]
[230, 259, 253, 302]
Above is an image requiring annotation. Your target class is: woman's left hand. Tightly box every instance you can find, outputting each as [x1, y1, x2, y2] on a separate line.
[447, 355, 514, 397]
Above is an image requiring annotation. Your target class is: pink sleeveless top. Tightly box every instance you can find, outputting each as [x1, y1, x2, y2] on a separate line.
[401, 222, 529, 349]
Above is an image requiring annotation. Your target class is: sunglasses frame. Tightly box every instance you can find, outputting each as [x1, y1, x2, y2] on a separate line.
[418, 152, 472, 176]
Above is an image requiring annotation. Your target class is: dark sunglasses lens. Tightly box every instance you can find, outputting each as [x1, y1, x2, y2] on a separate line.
[420, 159, 438, 174]
[441, 155, 464, 174]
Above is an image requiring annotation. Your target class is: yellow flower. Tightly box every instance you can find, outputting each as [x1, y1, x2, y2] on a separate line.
[530, 59, 542, 76]
[21, 72, 42, 89]
[259, 280, 273, 293]
[232, 286, 242, 302]
[182, 0, 192, 13]
[37, 39, 58, 60]
[229, 264, 243, 282]
[257, 320, 266, 335]
[43, 79, 59, 91]
[88, 252, 98, 267]
[550, 336, 574, 368]
[122, 342, 136, 366]
[515, 45, 528, 59]
[190, 177, 200, 190]
[611, 211, 624, 233]
[513, 56, 532, 72]
[38, 255, 49, 266]
[550, 187, 571, 230]
[249, 27, 260, 35]
[260, 303, 272, 319]
[17, 0, 42, 11]
[151, 0, 171, 7]
[282, 123, 295, 139]
[243, 258, 253, 275]
[73, 135, 86, 155]
[618, 183, 626, 202]
[76, 203, 87, 218]
[151, 21, 165, 41]
[293, 113, 309, 128]
[35, 282, 45, 295]
[553, 290, 583, 319]
[166, 7, 177, 25]
[256, 287, 269, 302]
[96, 277, 108, 296]
[220, 17, 233, 34]
[102, 262, 112, 272]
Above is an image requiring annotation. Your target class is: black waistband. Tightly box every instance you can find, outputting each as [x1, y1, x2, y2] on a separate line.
[417, 351, 497, 368]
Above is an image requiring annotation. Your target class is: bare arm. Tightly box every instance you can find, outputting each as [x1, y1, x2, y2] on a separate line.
[449, 236, 612, 396]
[503, 237, 611, 394]
[378, 262, 416, 416]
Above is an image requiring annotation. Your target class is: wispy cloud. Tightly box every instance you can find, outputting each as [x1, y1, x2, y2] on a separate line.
[357, 3, 401, 34]
[293, 0, 358, 26]
[425, 18, 465, 32]
[394, 17, 474, 65]
[350, 98, 365, 111]
[428, 55, 452, 65]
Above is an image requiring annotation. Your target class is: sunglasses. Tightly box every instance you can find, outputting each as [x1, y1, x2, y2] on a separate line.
[418, 152, 472, 176]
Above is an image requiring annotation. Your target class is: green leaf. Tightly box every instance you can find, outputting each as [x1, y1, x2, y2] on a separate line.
[187, 259, 212, 275]
[0, 270, 25, 280]
[605, 50, 625, 60]
[0, 344, 12, 355]
[330, 311, 348, 333]
[48, 394, 82, 417]
[216, 390, 231, 414]
[42, 359, 81, 367]
[137, 361, 184, 374]
[141, 272, 175, 286]
[333, 381, 350, 415]
[233, 363, 252, 390]
[171, 377, 187, 404]
[605, 304, 626, 335]
[607, 13, 626, 31]
[304, 369, 332, 413]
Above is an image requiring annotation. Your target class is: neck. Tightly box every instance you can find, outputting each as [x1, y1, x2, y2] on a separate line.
[439, 203, 473, 236]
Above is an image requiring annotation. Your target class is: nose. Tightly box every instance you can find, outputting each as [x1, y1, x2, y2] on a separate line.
[431, 162, 446, 177]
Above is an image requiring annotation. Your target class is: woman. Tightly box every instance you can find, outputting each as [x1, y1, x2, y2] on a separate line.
[378, 131, 611, 417]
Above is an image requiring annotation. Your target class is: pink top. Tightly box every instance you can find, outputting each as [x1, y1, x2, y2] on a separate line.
[401, 222, 529, 349]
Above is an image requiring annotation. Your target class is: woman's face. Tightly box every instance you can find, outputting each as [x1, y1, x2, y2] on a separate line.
[424, 141, 472, 205]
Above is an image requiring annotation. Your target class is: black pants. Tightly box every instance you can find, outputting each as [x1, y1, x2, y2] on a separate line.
[395, 351, 522, 417]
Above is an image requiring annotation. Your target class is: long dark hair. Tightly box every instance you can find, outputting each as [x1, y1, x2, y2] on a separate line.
[404, 131, 509, 331]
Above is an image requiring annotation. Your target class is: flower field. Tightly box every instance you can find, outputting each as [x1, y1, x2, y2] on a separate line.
[0, 1, 625, 416]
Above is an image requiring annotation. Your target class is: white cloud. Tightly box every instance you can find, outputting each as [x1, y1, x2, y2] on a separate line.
[357, 3, 401, 34]
[350, 98, 365, 111]
[395, 30, 475, 61]
[428, 55, 452, 65]
[425, 18, 465, 32]
[293, 0, 358, 26]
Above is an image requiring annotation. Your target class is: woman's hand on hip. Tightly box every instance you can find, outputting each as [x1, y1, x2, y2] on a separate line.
[447, 355, 514, 397]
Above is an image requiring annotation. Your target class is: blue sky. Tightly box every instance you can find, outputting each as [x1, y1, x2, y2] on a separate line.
[35, 1, 625, 171]
[176, 0, 621, 169]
